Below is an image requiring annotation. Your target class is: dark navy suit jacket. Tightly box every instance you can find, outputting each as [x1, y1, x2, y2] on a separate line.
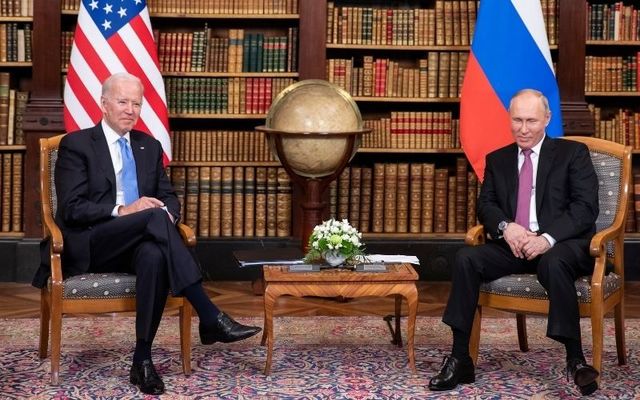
[33, 123, 179, 287]
[478, 136, 599, 244]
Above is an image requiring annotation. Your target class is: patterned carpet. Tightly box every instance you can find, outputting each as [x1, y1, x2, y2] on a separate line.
[1, 315, 638, 399]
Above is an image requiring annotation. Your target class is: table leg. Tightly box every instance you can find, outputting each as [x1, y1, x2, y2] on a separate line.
[394, 294, 402, 347]
[263, 285, 277, 375]
[405, 285, 418, 374]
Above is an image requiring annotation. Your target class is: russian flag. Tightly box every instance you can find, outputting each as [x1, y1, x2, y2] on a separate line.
[460, 0, 562, 181]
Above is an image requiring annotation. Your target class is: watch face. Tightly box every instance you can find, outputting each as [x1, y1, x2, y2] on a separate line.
[499, 221, 508, 231]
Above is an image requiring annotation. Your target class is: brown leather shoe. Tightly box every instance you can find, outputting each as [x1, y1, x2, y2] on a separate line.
[428, 355, 475, 391]
[567, 358, 599, 396]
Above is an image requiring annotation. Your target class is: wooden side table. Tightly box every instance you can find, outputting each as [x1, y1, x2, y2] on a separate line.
[260, 263, 419, 375]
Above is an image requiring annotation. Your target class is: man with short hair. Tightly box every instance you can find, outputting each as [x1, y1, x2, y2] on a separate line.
[33, 72, 261, 395]
[429, 89, 601, 395]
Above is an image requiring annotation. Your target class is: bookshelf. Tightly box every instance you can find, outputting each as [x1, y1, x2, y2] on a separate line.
[18, 0, 634, 283]
[583, 1, 640, 234]
[0, 2, 32, 238]
[321, 0, 556, 239]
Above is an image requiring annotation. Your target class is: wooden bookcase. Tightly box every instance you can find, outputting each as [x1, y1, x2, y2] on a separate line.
[17, 0, 608, 281]
[0, 8, 32, 238]
[583, 1, 640, 236]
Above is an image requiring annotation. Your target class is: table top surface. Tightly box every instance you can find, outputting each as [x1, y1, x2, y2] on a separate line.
[263, 263, 418, 283]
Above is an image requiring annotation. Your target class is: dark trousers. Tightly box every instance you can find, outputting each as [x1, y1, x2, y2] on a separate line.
[442, 239, 594, 342]
[88, 208, 202, 342]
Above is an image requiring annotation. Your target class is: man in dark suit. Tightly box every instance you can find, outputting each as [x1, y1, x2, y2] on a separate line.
[428, 89, 601, 395]
[33, 72, 261, 395]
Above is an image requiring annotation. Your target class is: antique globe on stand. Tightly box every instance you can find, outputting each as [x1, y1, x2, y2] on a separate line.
[255, 79, 370, 251]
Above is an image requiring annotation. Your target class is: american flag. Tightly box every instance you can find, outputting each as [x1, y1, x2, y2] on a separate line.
[63, 0, 171, 164]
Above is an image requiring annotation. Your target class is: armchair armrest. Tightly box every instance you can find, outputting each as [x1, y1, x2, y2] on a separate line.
[177, 223, 197, 247]
[589, 224, 623, 259]
[465, 225, 485, 246]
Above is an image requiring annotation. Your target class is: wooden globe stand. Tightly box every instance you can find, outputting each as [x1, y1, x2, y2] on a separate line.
[256, 127, 370, 251]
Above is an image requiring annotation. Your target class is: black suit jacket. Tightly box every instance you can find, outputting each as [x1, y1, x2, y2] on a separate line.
[33, 124, 179, 287]
[478, 136, 599, 243]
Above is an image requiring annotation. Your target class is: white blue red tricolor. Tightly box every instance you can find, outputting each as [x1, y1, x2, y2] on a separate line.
[460, 0, 562, 180]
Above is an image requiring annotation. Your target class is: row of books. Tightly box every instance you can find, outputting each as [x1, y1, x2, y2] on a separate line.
[0, 0, 31, 17]
[585, 54, 639, 92]
[590, 105, 640, 149]
[362, 112, 460, 150]
[326, 1, 477, 47]
[61, 0, 298, 14]
[165, 77, 294, 115]
[327, 52, 468, 99]
[0, 152, 22, 233]
[0, 73, 28, 146]
[587, 2, 640, 41]
[216, 28, 298, 73]
[0, 23, 32, 63]
[171, 130, 277, 162]
[327, 161, 479, 234]
[169, 166, 291, 238]
[326, 0, 557, 47]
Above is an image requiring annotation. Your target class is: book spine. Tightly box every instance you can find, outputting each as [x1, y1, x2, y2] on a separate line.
[383, 163, 397, 233]
[266, 167, 277, 237]
[198, 166, 211, 237]
[255, 167, 267, 237]
[209, 166, 222, 237]
[276, 167, 291, 237]
[396, 163, 409, 233]
[232, 166, 245, 237]
[10, 152, 21, 232]
[409, 163, 422, 233]
[371, 163, 385, 233]
[349, 166, 361, 230]
[220, 166, 234, 237]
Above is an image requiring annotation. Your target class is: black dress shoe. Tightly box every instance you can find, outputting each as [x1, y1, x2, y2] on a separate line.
[567, 358, 599, 396]
[428, 355, 475, 391]
[130, 359, 165, 395]
[200, 312, 262, 345]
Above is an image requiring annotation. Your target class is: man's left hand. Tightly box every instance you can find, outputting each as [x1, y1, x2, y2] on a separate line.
[522, 232, 551, 260]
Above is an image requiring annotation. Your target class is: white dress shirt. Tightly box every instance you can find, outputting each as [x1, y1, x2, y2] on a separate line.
[517, 135, 556, 247]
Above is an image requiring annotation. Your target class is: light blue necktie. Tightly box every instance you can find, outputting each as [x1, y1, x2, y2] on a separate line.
[117, 137, 139, 205]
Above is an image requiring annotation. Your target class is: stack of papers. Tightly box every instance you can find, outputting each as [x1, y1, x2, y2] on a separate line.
[355, 254, 420, 265]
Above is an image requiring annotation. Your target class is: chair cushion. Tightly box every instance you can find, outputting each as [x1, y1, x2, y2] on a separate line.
[480, 272, 622, 303]
[62, 273, 137, 299]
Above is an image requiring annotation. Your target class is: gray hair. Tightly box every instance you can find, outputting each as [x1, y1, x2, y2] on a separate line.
[101, 72, 143, 96]
[509, 88, 550, 113]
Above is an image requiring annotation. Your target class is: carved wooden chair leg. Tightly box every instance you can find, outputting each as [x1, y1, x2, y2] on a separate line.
[614, 301, 627, 365]
[38, 287, 50, 359]
[516, 313, 529, 352]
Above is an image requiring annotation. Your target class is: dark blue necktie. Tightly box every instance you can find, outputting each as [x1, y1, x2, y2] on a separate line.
[117, 137, 139, 205]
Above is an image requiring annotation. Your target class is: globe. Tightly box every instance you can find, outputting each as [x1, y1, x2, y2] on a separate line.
[261, 79, 366, 178]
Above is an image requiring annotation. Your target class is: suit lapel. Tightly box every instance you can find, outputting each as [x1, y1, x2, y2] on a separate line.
[90, 125, 116, 192]
[504, 144, 519, 218]
[535, 137, 556, 212]
[129, 131, 146, 195]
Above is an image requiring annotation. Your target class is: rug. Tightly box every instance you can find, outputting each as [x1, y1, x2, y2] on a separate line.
[0, 316, 638, 399]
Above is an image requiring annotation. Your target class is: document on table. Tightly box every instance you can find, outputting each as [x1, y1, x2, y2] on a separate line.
[354, 254, 420, 265]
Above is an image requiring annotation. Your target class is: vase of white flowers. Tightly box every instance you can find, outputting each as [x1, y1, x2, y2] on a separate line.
[304, 218, 364, 267]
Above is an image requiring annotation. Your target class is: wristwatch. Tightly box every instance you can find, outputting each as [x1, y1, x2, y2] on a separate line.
[498, 220, 510, 237]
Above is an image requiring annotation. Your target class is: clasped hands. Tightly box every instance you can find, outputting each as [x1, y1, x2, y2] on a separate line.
[502, 222, 550, 260]
[117, 196, 175, 223]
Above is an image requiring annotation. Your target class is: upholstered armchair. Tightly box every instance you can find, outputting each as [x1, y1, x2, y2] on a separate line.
[468, 136, 630, 379]
[38, 134, 194, 384]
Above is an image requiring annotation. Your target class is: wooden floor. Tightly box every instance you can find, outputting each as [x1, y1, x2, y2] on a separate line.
[1, 281, 640, 319]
